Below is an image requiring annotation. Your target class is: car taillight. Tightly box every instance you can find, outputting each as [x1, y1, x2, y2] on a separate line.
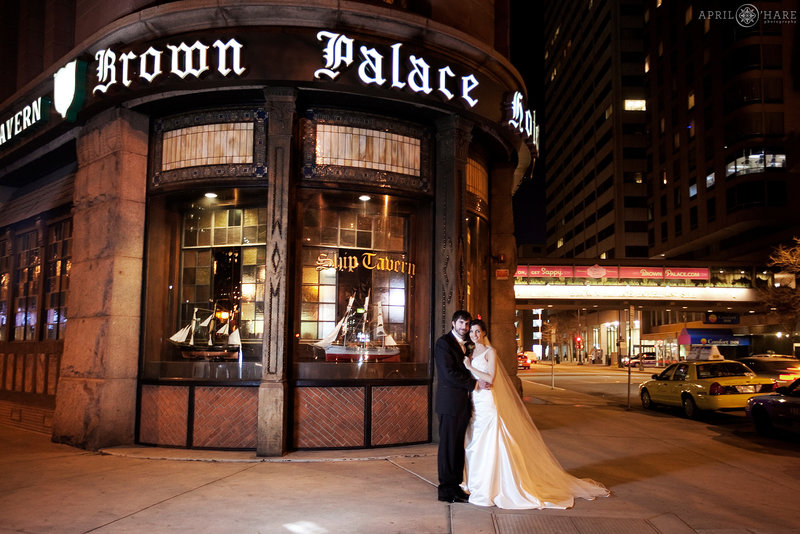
[763, 382, 779, 392]
[779, 367, 800, 382]
[709, 382, 740, 395]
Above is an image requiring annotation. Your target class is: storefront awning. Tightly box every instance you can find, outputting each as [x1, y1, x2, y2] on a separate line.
[678, 328, 749, 346]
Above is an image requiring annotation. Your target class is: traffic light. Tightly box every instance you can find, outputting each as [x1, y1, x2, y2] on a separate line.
[575, 336, 583, 350]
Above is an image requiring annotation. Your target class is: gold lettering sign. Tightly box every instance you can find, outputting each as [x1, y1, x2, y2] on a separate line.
[316, 252, 416, 277]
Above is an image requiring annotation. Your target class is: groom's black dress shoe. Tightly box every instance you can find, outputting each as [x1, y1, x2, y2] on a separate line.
[454, 488, 470, 500]
[438, 494, 468, 503]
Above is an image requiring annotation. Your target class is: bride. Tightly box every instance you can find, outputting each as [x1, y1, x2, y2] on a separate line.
[461, 319, 610, 509]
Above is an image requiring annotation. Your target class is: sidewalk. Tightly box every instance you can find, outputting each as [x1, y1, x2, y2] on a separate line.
[2, 378, 799, 533]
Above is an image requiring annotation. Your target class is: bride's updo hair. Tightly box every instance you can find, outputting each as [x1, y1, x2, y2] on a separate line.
[469, 318, 487, 334]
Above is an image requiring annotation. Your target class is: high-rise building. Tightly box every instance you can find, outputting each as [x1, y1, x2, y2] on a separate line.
[645, 0, 800, 260]
[541, 0, 800, 261]
[543, 0, 650, 259]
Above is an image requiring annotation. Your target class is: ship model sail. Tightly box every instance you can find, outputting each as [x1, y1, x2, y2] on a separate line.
[169, 305, 241, 360]
[314, 292, 399, 362]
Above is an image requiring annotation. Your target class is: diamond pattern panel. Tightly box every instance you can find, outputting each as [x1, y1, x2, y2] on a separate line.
[193, 386, 257, 448]
[294, 387, 365, 448]
[371, 385, 428, 446]
[139, 385, 189, 446]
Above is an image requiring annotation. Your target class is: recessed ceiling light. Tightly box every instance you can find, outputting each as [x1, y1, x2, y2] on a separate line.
[359, 195, 371, 201]
[205, 192, 218, 198]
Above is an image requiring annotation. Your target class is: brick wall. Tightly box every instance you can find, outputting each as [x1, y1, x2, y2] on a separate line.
[371, 385, 428, 445]
[139, 384, 257, 449]
[193, 386, 257, 448]
[139, 385, 189, 447]
[294, 384, 430, 448]
[294, 386, 365, 448]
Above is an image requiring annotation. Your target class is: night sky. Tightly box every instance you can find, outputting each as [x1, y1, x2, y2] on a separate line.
[510, 1, 546, 245]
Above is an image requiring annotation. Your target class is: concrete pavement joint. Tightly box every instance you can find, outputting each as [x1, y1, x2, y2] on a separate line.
[80, 462, 260, 533]
[387, 457, 437, 488]
[99, 446, 438, 464]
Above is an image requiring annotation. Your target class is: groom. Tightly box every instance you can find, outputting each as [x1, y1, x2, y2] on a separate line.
[434, 309, 484, 503]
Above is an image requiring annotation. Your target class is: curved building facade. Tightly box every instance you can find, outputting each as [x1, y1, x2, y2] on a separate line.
[0, 1, 534, 454]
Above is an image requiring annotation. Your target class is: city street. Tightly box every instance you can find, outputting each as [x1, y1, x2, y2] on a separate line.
[521, 363, 652, 406]
[520, 362, 761, 441]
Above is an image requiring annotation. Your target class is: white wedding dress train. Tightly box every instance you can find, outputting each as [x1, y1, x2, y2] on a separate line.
[463, 349, 609, 509]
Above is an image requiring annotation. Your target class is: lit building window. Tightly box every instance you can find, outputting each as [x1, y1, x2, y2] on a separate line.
[658, 41, 663, 56]
[725, 149, 786, 177]
[656, 0, 662, 7]
[0, 239, 10, 341]
[297, 192, 413, 370]
[316, 124, 421, 177]
[688, 91, 695, 109]
[644, 55, 650, 73]
[673, 132, 680, 149]
[605, 104, 613, 119]
[45, 220, 71, 340]
[143, 190, 269, 382]
[685, 6, 693, 24]
[660, 117, 665, 133]
[14, 230, 40, 341]
[557, 238, 564, 248]
[466, 158, 489, 203]
[706, 171, 715, 188]
[162, 123, 254, 171]
[688, 119, 696, 138]
[689, 183, 698, 199]
[624, 99, 646, 111]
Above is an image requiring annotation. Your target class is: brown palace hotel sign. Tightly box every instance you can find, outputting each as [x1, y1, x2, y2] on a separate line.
[0, 31, 537, 153]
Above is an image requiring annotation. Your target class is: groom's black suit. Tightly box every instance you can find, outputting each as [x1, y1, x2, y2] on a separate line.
[434, 330, 476, 501]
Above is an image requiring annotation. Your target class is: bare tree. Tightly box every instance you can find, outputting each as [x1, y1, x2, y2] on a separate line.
[760, 238, 800, 335]
[768, 237, 800, 275]
[542, 312, 581, 360]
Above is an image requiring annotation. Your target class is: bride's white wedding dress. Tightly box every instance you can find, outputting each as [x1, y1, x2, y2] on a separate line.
[463, 347, 609, 509]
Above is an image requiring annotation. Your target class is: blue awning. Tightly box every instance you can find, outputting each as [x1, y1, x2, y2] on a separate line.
[678, 328, 749, 346]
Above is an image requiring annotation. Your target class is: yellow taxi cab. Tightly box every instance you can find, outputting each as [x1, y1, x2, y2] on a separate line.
[639, 359, 777, 418]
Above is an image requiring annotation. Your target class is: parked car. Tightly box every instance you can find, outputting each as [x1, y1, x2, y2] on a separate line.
[639, 360, 777, 418]
[517, 351, 534, 370]
[746, 378, 800, 436]
[736, 356, 800, 386]
[622, 352, 658, 368]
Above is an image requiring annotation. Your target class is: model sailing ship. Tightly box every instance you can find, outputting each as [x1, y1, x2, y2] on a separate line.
[314, 292, 400, 362]
[169, 305, 241, 360]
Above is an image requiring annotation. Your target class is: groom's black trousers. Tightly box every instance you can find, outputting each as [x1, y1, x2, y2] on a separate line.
[437, 403, 471, 497]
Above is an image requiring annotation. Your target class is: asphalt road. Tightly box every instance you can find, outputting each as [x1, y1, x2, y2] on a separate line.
[521, 365, 650, 405]
[519, 364, 755, 433]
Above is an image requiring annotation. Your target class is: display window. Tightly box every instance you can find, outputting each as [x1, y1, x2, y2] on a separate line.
[465, 155, 490, 320]
[294, 190, 429, 380]
[142, 189, 267, 380]
[0, 215, 71, 343]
